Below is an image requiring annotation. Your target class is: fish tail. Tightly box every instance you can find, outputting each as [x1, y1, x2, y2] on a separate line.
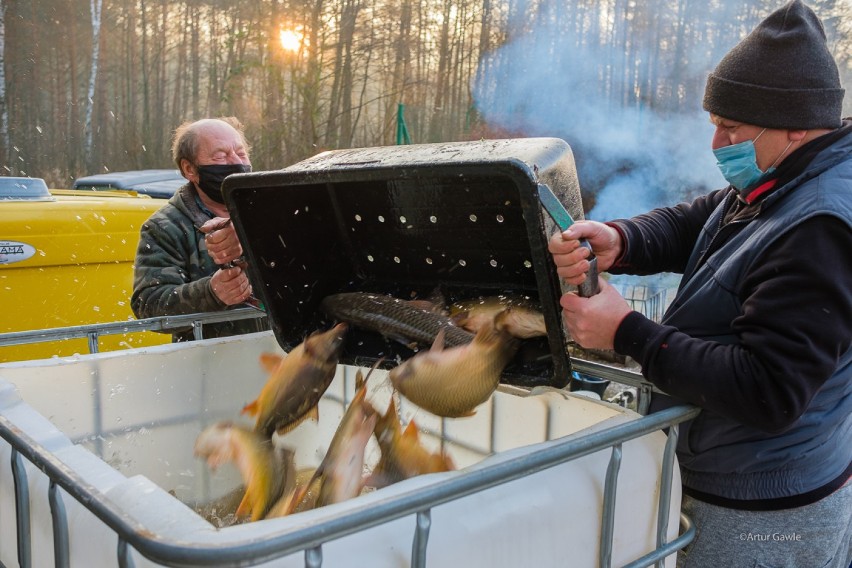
[235, 488, 253, 519]
[284, 475, 317, 516]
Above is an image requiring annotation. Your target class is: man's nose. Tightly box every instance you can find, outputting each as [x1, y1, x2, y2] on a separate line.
[711, 127, 729, 151]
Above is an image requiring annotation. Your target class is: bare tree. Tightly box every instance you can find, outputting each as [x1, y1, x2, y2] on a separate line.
[84, 0, 104, 170]
[3, 0, 851, 186]
[0, 0, 8, 163]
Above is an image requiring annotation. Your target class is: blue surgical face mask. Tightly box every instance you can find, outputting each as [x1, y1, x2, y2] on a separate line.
[712, 128, 773, 191]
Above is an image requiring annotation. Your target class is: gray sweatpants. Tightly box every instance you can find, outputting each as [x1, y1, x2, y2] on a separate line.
[677, 479, 851, 568]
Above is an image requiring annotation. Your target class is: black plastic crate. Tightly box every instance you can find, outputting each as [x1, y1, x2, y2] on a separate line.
[224, 138, 586, 388]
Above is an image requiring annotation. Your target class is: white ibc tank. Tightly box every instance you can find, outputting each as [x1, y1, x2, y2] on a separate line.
[0, 331, 680, 567]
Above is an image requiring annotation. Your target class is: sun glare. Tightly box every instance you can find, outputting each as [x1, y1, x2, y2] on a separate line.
[279, 29, 303, 53]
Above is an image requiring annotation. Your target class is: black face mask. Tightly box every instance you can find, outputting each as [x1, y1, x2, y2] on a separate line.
[195, 163, 252, 204]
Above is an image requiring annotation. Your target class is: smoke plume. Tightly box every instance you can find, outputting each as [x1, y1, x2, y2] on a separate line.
[472, 11, 727, 222]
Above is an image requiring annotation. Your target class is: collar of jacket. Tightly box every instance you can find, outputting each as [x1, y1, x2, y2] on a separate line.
[176, 182, 215, 229]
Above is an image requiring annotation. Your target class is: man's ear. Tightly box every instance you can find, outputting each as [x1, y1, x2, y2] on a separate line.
[788, 129, 808, 142]
[180, 158, 197, 182]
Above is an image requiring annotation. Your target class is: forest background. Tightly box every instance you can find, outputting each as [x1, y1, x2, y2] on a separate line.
[2, 0, 852, 220]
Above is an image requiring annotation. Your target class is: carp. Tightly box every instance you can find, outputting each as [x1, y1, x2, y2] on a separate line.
[320, 292, 474, 348]
[451, 295, 547, 339]
[368, 397, 455, 489]
[193, 421, 295, 522]
[388, 317, 519, 418]
[284, 373, 378, 514]
[242, 323, 347, 439]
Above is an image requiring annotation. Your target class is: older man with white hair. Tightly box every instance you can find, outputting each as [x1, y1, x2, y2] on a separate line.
[132, 117, 267, 342]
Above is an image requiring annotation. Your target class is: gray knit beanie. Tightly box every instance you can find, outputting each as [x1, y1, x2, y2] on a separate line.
[703, 0, 844, 129]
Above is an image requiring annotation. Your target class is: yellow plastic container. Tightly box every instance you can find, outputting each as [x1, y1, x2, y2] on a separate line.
[0, 181, 171, 362]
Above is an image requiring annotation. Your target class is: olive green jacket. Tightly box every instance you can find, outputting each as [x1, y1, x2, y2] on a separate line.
[131, 183, 267, 341]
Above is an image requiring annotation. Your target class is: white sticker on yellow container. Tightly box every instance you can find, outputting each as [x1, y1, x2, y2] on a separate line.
[0, 241, 36, 265]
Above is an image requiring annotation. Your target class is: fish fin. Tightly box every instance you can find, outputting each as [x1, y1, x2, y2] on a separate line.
[443, 454, 457, 471]
[493, 309, 510, 332]
[414, 285, 449, 315]
[235, 489, 252, 519]
[273, 406, 319, 438]
[361, 356, 386, 389]
[429, 329, 446, 353]
[402, 420, 420, 441]
[264, 489, 296, 519]
[474, 316, 518, 351]
[405, 299, 438, 312]
[284, 471, 323, 516]
[385, 397, 397, 419]
[473, 318, 500, 343]
[450, 310, 470, 326]
[283, 484, 309, 516]
[241, 399, 259, 417]
[405, 285, 448, 315]
[306, 405, 320, 423]
[351, 384, 368, 406]
[259, 352, 283, 373]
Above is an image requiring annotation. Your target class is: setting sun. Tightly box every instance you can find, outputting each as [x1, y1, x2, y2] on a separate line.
[279, 29, 303, 53]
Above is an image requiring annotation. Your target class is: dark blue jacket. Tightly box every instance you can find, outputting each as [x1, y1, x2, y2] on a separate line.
[611, 127, 852, 505]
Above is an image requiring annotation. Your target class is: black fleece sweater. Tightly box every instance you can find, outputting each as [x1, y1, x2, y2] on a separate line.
[608, 127, 852, 435]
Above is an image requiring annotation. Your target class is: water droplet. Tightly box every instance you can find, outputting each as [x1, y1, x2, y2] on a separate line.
[269, 261, 276, 268]
[496, 214, 505, 223]
[524, 260, 532, 268]
[458, 259, 467, 267]
[425, 258, 433, 264]
[378, 215, 385, 223]
[430, 216, 437, 223]
[393, 256, 401, 263]
[399, 216, 407, 223]
[355, 214, 362, 221]
[490, 259, 498, 267]
[469, 214, 478, 222]
[367, 255, 374, 262]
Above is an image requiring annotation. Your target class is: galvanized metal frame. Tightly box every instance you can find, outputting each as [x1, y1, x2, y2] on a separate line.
[0, 312, 698, 567]
[0, 398, 699, 568]
[0, 307, 267, 352]
[572, 358, 663, 415]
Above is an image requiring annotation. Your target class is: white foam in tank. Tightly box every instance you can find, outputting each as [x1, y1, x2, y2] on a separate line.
[0, 330, 680, 567]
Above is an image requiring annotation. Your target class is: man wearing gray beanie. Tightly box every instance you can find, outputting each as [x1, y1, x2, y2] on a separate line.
[549, 1, 851, 567]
